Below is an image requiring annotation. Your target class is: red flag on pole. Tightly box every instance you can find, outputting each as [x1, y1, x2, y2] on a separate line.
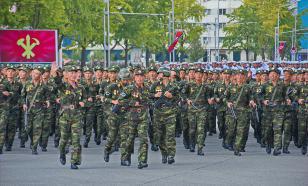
[168, 31, 184, 53]
[279, 41, 286, 54]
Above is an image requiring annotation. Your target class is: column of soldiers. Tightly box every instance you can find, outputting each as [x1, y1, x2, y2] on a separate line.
[0, 62, 307, 170]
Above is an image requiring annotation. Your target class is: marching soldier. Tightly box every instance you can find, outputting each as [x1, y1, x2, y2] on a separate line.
[150, 70, 179, 164]
[21, 66, 50, 155]
[184, 68, 214, 155]
[121, 69, 150, 169]
[225, 69, 255, 156]
[58, 66, 85, 169]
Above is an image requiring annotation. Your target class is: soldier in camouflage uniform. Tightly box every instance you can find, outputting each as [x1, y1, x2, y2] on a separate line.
[81, 66, 97, 148]
[225, 69, 255, 156]
[150, 70, 178, 164]
[178, 66, 189, 149]
[17, 66, 29, 148]
[207, 70, 218, 136]
[214, 69, 231, 148]
[295, 70, 308, 155]
[120, 69, 150, 169]
[2, 66, 23, 151]
[58, 66, 85, 169]
[93, 66, 104, 145]
[261, 68, 287, 156]
[104, 66, 131, 165]
[184, 68, 214, 155]
[0, 73, 12, 154]
[21, 67, 49, 155]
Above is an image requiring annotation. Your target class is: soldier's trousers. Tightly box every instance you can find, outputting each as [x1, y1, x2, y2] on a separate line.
[54, 105, 61, 144]
[96, 107, 107, 141]
[225, 109, 250, 151]
[27, 109, 45, 150]
[175, 112, 182, 136]
[208, 108, 217, 133]
[59, 109, 81, 164]
[187, 108, 206, 150]
[124, 110, 148, 163]
[148, 107, 154, 145]
[181, 109, 189, 147]
[263, 108, 284, 149]
[298, 108, 308, 148]
[153, 107, 177, 157]
[105, 113, 127, 160]
[0, 109, 8, 151]
[40, 109, 51, 148]
[217, 110, 226, 139]
[282, 111, 293, 148]
[5, 108, 19, 148]
[84, 108, 95, 143]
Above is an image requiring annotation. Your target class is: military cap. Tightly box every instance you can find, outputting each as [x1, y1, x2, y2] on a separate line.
[195, 68, 204, 73]
[238, 69, 248, 74]
[118, 68, 131, 80]
[94, 66, 103, 71]
[162, 70, 170, 77]
[148, 65, 157, 72]
[42, 66, 51, 72]
[108, 65, 120, 73]
[83, 66, 92, 72]
[223, 69, 232, 74]
[134, 69, 145, 76]
[157, 66, 168, 73]
[18, 65, 28, 72]
[6, 65, 15, 70]
[283, 68, 293, 74]
[65, 66, 77, 72]
[269, 67, 280, 74]
[33, 66, 44, 73]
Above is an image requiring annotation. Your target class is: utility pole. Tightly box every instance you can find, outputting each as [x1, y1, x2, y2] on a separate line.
[172, 0, 175, 63]
[103, 0, 107, 68]
[217, 0, 220, 62]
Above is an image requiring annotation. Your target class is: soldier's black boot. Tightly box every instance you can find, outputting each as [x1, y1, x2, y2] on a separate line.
[218, 133, 223, 139]
[228, 145, 234, 151]
[0, 149, 3, 154]
[151, 144, 158, 151]
[104, 150, 109, 162]
[20, 141, 25, 148]
[302, 146, 307, 155]
[189, 144, 195, 152]
[95, 138, 101, 145]
[60, 154, 66, 165]
[42, 147, 47, 152]
[32, 148, 38, 155]
[138, 162, 148, 169]
[283, 147, 290, 154]
[54, 141, 59, 148]
[234, 150, 241, 156]
[273, 148, 281, 156]
[5, 146, 12, 151]
[167, 156, 175, 164]
[162, 155, 167, 164]
[70, 163, 78, 169]
[197, 148, 204, 156]
[266, 145, 271, 154]
[222, 141, 228, 149]
[83, 140, 89, 148]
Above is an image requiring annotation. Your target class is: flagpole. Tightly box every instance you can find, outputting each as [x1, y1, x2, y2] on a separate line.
[172, 0, 175, 63]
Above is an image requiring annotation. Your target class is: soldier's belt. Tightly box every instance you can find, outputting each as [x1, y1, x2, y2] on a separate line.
[131, 106, 148, 113]
[62, 105, 76, 110]
[32, 102, 47, 109]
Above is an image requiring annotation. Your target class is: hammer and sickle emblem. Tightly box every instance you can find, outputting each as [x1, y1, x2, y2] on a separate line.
[17, 34, 40, 59]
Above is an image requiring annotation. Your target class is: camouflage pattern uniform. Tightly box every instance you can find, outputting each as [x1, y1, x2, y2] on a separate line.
[0, 79, 10, 154]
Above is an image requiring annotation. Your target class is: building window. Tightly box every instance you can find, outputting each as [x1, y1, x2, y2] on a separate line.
[219, 9, 226, 15]
[203, 37, 209, 44]
[219, 37, 224, 43]
[204, 9, 211, 15]
[219, 23, 226, 30]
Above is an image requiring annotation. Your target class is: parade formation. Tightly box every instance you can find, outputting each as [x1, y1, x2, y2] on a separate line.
[0, 61, 307, 170]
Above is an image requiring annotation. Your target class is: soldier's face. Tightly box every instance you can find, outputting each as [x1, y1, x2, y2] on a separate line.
[170, 71, 177, 79]
[84, 72, 93, 80]
[31, 69, 41, 80]
[256, 74, 261, 82]
[284, 72, 291, 81]
[269, 72, 279, 82]
[95, 70, 103, 79]
[148, 71, 157, 80]
[134, 74, 145, 85]
[6, 69, 14, 78]
[68, 71, 77, 81]
[179, 71, 185, 79]
[261, 74, 268, 82]
[18, 70, 27, 79]
[195, 72, 203, 81]
[212, 73, 218, 80]
[109, 72, 117, 81]
[188, 70, 195, 79]
[42, 72, 50, 79]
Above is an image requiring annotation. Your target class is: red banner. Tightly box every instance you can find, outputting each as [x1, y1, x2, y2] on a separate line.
[168, 31, 184, 53]
[0, 29, 57, 63]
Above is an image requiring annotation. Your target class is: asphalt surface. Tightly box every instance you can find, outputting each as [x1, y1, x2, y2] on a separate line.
[1, 130, 308, 186]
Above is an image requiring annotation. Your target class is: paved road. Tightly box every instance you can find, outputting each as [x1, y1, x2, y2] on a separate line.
[1, 131, 307, 186]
